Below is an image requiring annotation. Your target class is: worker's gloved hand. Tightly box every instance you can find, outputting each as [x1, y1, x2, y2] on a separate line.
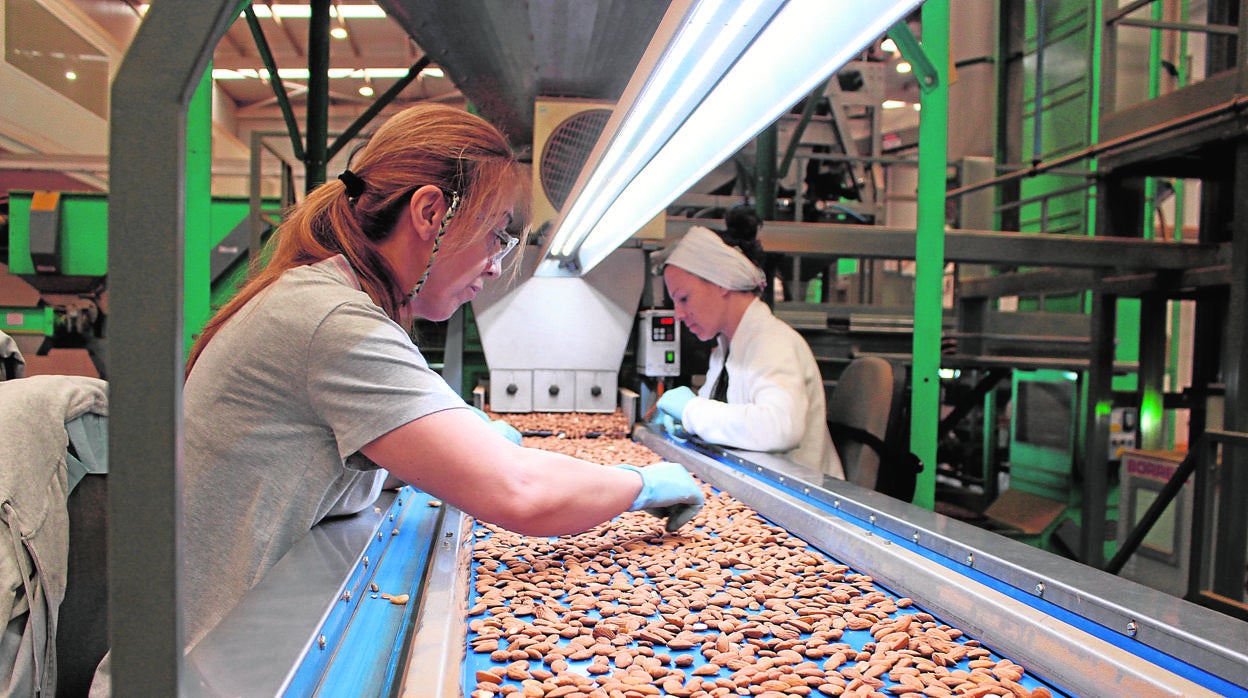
[655, 386, 696, 421]
[467, 405, 522, 445]
[656, 413, 688, 438]
[618, 462, 704, 533]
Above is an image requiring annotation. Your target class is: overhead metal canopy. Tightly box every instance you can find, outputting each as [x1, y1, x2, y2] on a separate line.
[376, 0, 671, 151]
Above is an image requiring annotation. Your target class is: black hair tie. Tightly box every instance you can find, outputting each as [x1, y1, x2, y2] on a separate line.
[338, 169, 366, 199]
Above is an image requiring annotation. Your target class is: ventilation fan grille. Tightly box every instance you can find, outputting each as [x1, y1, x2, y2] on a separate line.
[538, 108, 611, 213]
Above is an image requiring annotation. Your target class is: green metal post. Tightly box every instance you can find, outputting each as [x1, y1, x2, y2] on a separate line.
[1082, 290, 1116, 567]
[910, 0, 949, 510]
[982, 381, 997, 502]
[328, 56, 432, 161]
[1130, 0, 1164, 442]
[1085, 0, 1103, 297]
[1167, 1, 1191, 449]
[186, 66, 213, 355]
[755, 124, 778, 220]
[778, 80, 828, 181]
[243, 6, 305, 161]
[1140, 0, 1164, 242]
[1138, 293, 1167, 450]
[306, 0, 331, 190]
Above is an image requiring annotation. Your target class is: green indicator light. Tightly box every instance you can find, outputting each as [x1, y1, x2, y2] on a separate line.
[666, 351, 675, 363]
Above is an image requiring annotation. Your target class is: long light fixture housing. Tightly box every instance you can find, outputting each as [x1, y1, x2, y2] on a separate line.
[537, 0, 925, 277]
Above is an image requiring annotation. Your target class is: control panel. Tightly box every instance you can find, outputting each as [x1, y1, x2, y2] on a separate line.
[636, 309, 680, 377]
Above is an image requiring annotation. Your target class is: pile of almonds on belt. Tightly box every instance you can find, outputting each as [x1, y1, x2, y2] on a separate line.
[465, 424, 1055, 698]
[483, 409, 632, 439]
[521, 436, 662, 466]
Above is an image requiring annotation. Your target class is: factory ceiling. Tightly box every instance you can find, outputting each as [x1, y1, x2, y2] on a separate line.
[0, 1, 671, 197]
[377, 0, 671, 152]
[2, 2, 920, 202]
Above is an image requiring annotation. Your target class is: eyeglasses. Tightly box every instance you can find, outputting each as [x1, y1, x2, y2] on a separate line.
[488, 226, 520, 265]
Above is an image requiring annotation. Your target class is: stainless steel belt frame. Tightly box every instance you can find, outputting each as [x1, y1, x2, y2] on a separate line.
[393, 427, 1247, 695]
[635, 427, 1247, 696]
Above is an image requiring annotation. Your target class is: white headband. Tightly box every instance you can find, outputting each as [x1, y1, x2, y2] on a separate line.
[663, 226, 766, 292]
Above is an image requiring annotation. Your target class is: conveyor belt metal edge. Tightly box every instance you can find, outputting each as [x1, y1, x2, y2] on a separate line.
[310, 491, 449, 695]
[635, 425, 1248, 695]
[183, 491, 401, 695]
[183, 488, 446, 697]
[396, 507, 475, 697]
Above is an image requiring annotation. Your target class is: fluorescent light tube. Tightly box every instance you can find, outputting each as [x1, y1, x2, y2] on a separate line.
[249, 5, 388, 19]
[538, 0, 923, 276]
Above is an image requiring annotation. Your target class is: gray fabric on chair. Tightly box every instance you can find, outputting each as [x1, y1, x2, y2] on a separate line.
[56, 474, 108, 698]
[826, 357, 894, 490]
[0, 375, 108, 697]
[0, 331, 24, 381]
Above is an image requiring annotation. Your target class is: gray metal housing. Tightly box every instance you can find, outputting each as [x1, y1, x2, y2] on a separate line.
[472, 247, 645, 412]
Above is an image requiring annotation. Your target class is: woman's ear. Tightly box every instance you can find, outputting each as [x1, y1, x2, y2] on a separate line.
[406, 185, 449, 241]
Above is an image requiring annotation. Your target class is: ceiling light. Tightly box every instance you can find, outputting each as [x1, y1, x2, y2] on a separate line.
[358, 84, 374, 97]
[896, 61, 912, 74]
[65, 70, 77, 80]
[330, 26, 348, 39]
[537, 0, 923, 276]
[882, 99, 907, 109]
[420, 67, 445, 79]
[880, 37, 898, 53]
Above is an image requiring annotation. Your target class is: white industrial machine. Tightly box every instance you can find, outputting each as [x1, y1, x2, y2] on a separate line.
[471, 247, 645, 413]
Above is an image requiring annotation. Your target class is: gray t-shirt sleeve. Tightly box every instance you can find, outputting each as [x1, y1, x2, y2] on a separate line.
[305, 300, 466, 463]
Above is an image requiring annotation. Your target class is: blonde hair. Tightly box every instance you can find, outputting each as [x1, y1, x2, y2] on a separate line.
[187, 103, 531, 376]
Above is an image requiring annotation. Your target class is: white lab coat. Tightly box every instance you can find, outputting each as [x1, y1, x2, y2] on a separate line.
[681, 299, 844, 478]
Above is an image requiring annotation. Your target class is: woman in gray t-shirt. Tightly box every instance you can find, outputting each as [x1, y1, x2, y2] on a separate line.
[178, 104, 704, 650]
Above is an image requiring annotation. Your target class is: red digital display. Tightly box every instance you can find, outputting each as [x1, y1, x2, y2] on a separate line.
[660, 317, 674, 325]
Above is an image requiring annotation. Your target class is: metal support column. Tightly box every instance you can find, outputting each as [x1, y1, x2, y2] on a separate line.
[443, 307, 465, 397]
[1213, 137, 1248, 600]
[249, 130, 266, 266]
[242, 6, 305, 162]
[778, 80, 828, 181]
[1081, 287, 1116, 568]
[305, 0, 331, 189]
[1137, 292, 1167, 450]
[910, 0, 949, 510]
[107, 2, 241, 693]
[756, 124, 778, 219]
[328, 56, 432, 161]
[756, 124, 779, 307]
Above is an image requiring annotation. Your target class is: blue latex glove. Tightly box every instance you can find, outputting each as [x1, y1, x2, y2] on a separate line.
[467, 406, 522, 445]
[655, 413, 689, 439]
[618, 462, 704, 533]
[655, 386, 696, 422]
